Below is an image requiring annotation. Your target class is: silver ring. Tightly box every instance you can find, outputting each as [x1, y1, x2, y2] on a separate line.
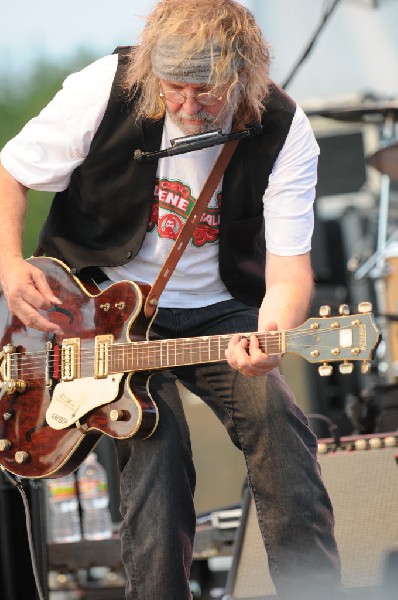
[27, 313, 37, 325]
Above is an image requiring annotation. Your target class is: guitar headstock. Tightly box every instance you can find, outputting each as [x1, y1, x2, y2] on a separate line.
[288, 302, 381, 376]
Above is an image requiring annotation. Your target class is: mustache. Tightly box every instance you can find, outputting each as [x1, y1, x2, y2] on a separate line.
[175, 110, 215, 123]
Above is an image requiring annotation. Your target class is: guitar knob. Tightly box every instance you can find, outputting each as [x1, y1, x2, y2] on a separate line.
[110, 409, 125, 422]
[339, 362, 354, 375]
[338, 304, 350, 316]
[369, 437, 382, 449]
[0, 439, 12, 451]
[318, 363, 333, 376]
[319, 305, 331, 317]
[355, 438, 368, 451]
[14, 451, 30, 464]
[384, 436, 396, 447]
[358, 301, 373, 314]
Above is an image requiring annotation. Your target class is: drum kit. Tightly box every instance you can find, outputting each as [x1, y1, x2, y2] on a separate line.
[314, 98, 398, 382]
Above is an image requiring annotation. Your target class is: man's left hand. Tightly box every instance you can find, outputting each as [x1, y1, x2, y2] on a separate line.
[225, 322, 281, 376]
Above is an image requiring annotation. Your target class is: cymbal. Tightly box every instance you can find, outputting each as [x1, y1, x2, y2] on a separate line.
[317, 100, 398, 123]
[367, 143, 398, 181]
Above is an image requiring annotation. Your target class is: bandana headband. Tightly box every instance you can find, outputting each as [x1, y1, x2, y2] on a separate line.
[151, 38, 238, 84]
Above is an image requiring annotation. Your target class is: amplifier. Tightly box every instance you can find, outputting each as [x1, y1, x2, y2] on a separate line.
[223, 433, 398, 600]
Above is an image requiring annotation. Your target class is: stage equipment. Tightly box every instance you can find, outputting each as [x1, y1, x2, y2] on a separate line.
[345, 381, 398, 434]
[317, 102, 398, 286]
[367, 142, 398, 182]
[317, 100, 398, 125]
[315, 129, 367, 199]
[223, 432, 398, 600]
[0, 472, 48, 600]
[319, 100, 398, 383]
[47, 503, 242, 599]
[382, 248, 398, 376]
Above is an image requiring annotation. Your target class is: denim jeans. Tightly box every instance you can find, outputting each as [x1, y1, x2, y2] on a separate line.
[114, 299, 346, 600]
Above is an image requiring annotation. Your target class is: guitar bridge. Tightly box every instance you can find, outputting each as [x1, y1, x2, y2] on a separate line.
[0, 344, 27, 396]
[61, 338, 80, 381]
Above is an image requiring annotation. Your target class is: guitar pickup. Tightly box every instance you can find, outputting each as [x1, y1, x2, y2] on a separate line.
[95, 335, 114, 379]
[61, 338, 80, 381]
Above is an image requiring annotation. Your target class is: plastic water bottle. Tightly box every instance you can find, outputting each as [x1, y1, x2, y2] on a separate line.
[46, 474, 82, 543]
[77, 452, 113, 540]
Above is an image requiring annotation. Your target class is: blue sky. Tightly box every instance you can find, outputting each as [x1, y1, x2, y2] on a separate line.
[1, 1, 159, 77]
[2, 1, 398, 104]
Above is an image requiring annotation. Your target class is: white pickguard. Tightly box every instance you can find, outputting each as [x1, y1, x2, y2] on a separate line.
[45, 373, 124, 430]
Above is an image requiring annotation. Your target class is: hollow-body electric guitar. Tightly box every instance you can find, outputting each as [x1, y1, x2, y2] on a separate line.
[0, 257, 381, 479]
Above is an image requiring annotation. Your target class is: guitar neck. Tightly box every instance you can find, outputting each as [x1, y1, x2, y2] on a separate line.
[28, 309, 378, 384]
[108, 332, 284, 373]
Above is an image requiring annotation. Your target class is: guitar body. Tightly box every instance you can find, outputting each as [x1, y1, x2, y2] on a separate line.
[0, 257, 381, 479]
[0, 257, 158, 479]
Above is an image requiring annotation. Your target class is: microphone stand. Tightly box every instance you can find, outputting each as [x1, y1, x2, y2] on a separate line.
[281, 0, 343, 90]
[133, 125, 262, 163]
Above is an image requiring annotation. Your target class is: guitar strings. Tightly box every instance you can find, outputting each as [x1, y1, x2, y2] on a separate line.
[2, 324, 363, 377]
[2, 330, 352, 364]
[3, 326, 356, 362]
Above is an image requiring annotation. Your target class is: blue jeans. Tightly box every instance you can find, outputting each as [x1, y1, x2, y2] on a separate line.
[115, 300, 345, 600]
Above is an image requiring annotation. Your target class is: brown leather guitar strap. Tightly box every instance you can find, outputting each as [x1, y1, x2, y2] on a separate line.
[144, 138, 239, 317]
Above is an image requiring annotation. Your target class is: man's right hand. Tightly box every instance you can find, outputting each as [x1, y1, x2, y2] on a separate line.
[0, 257, 63, 334]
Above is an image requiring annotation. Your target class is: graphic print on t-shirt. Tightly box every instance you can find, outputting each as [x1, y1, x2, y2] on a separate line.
[147, 178, 221, 247]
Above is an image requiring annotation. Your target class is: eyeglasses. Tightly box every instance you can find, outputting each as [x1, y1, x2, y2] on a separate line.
[159, 89, 225, 107]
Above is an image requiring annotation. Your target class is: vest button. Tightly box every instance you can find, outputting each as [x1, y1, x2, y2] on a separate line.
[125, 251, 132, 259]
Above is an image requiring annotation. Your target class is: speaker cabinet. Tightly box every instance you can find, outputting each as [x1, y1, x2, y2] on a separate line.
[224, 433, 398, 600]
[315, 130, 367, 198]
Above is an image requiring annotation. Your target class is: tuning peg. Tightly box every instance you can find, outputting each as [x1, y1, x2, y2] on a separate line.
[338, 304, 350, 316]
[339, 361, 354, 375]
[361, 361, 372, 374]
[358, 302, 373, 314]
[319, 305, 331, 317]
[318, 363, 333, 376]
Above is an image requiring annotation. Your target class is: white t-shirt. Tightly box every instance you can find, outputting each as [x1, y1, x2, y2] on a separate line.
[0, 54, 319, 309]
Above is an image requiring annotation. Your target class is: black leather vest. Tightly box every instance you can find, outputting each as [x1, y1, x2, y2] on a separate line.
[39, 47, 296, 306]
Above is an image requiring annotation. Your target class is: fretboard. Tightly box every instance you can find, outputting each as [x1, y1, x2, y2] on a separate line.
[107, 331, 285, 373]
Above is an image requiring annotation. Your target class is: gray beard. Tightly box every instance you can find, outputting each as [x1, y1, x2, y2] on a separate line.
[167, 86, 241, 135]
[167, 108, 224, 135]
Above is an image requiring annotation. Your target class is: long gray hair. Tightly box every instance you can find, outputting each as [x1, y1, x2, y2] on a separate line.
[122, 0, 272, 128]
